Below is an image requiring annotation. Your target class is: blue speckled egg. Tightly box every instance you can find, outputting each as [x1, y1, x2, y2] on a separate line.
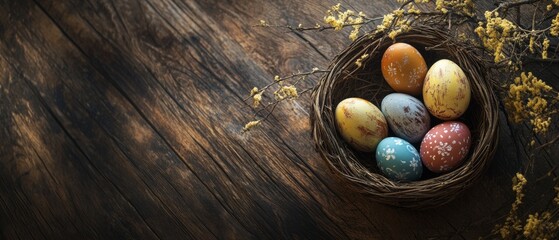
[375, 137, 423, 181]
[381, 93, 430, 143]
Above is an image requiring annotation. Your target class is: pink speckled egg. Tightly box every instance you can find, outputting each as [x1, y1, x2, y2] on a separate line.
[420, 121, 471, 173]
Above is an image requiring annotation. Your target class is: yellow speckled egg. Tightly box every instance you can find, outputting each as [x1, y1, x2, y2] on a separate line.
[335, 98, 388, 152]
[423, 59, 471, 120]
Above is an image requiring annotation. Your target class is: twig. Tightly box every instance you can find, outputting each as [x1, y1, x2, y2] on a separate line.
[524, 56, 559, 63]
[243, 69, 328, 102]
[496, 0, 540, 12]
[535, 134, 559, 151]
[286, 17, 382, 32]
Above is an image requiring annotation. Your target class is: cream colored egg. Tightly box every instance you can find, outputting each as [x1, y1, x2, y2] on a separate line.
[423, 59, 471, 120]
[335, 98, 388, 152]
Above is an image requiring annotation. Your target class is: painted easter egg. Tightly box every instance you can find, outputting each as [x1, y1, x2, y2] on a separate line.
[335, 98, 388, 152]
[420, 121, 471, 173]
[381, 43, 428, 96]
[376, 137, 423, 181]
[423, 59, 471, 120]
[381, 93, 430, 143]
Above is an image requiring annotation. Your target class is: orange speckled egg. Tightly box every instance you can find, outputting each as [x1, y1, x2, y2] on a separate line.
[381, 43, 428, 96]
[335, 98, 388, 152]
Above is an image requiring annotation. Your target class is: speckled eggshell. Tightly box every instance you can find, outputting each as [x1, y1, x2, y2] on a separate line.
[381, 93, 430, 143]
[423, 59, 471, 120]
[335, 98, 388, 152]
[420, 121, 471, 173]
[381, 43, 428, 96]
[376, 137, 423, 181]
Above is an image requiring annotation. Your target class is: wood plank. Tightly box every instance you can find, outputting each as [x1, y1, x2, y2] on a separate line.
[2, 0, 358, 238]
[1, 4, 206, 240]
[0, 1, 249, 239]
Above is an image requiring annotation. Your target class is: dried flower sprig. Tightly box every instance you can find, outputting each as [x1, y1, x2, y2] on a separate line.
[504, 72, 557, 134]
[489, 173, 559, 240]
[242, 68, 328, 132]
[493, 173, 527, 239]
[256, 8, 382, 42]
[375, 0, 477, 40]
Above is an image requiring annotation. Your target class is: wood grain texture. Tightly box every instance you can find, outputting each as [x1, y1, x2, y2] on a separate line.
[1, 0, 558, 239]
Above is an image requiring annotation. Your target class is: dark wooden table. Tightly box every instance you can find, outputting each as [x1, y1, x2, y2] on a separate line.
[2, 0, 558, 239]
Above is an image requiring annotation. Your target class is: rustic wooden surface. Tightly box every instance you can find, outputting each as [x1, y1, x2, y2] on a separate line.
[1, 0, 558, 239]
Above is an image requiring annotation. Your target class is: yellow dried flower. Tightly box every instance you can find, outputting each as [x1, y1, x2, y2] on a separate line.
[496, 161, 559, 239]
[324, 4, 357, 31]
[274, 75, 281, 82]
[435, 0, 444, 11]
[529, 35, 535, 53]
[523, 212, 557, 239]
[497, 173, 527, 238]
[547, 4, 553, 11]
[407, 5, 421, 15]
[250, 87, 259, 96]
[505, 72, 554, 134]
[433, 0, 473, 15]
[551, 13, 559, 36]
[542, 38, 550, 59]
[393, 9, 404, 17]
[474, 24, 484, 36]
[331, 3, 341, 11]
[243, 120, 260, 132]
[274, 85, 298, 100]
[385, 17, 411, 39]
[458, 33, 467, 42]
[348, 15, 364, 41]
[355, 53, 369, 68]
[388, 30, 398, 39]
[252, 91, 263, 107]
[513, 172, 527, 193]
[259, 20, 268, 26]
[552, 15, 559, 34]
[476, 11, 517, 62]
[324, 16, 342, 30]
[523, 213, 542, 238]
[376, 13, 395, 33]
[531, 117, 551, 134]
[463, 0, 474, 14]
[349, 29, 359, 41]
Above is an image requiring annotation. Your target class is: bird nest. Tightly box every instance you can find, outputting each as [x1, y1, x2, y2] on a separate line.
[311, 24, 499, 208]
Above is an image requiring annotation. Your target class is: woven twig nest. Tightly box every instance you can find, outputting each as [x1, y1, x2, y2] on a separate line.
[311, 24, 499, 208]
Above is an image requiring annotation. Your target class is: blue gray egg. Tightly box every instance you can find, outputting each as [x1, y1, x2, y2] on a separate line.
[375, 137, 423, 181]
[381, 93, 430, 143]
